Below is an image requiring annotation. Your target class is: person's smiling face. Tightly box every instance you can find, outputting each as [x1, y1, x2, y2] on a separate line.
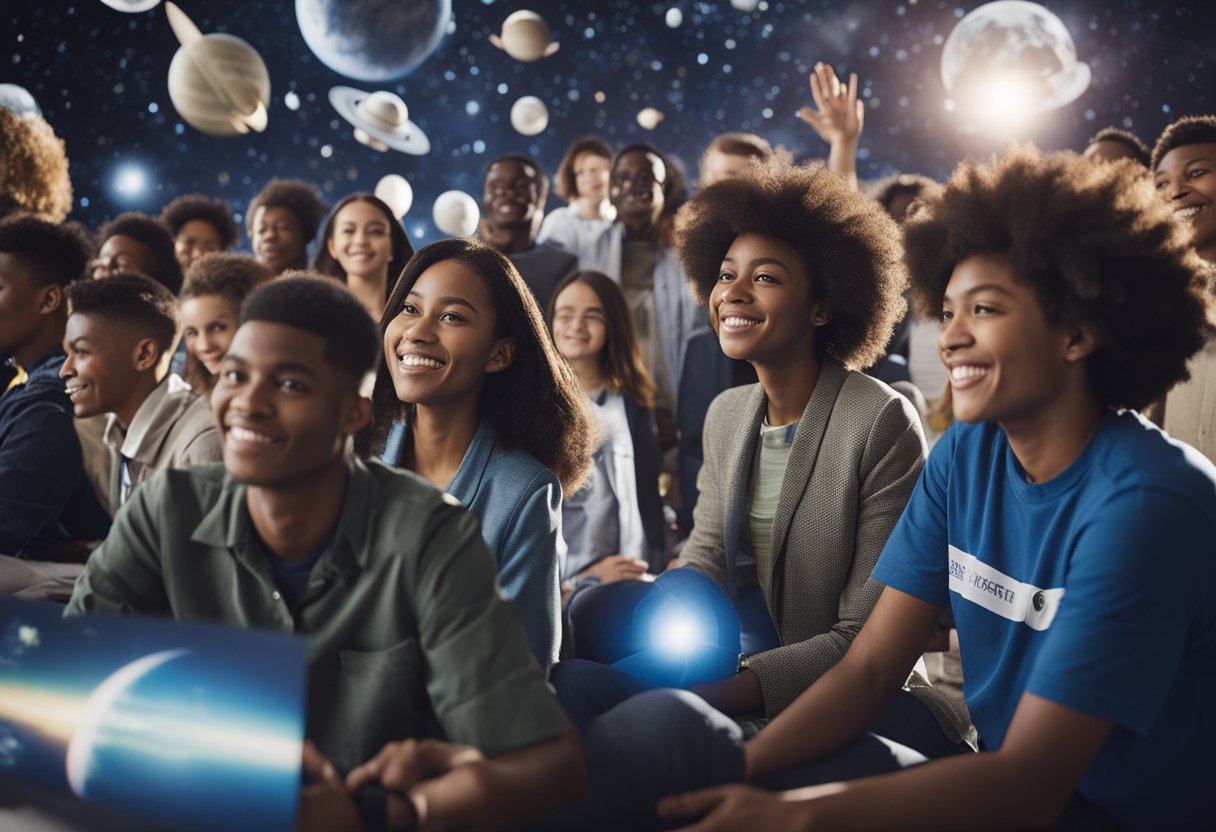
[327, 199, 394, 281]
[212, 320, 365, 487]
[383, 259, 516, 411]
[938, 252, 1083, 426]
[483, 158, 544, 228]
[610, 150, 666, 231]
[1154, 141, 1216, 262]
[551, 280, 608, 364]
[181, 294, 240, 375]
[710, 233, 825, 367]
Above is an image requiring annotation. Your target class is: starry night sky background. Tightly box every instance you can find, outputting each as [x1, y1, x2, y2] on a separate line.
[5, 0, 1214, 248]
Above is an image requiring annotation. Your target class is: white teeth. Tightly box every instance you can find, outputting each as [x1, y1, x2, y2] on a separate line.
[1175, 206, 1201, 220]
[722, 316, 759, 327]
[65, 384, 86, 395]
[230, 426, 276, 444]
[951, 365, 989, 381]
[399, 354, 444, 368]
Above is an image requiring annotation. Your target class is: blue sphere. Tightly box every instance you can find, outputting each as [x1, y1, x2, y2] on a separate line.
[296, 0, 451, 82]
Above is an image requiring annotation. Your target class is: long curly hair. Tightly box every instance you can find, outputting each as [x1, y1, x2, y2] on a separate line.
[361, 238, 594, 493]
[0, 109, 72, 223]
[904, 143, 1214, 411]
[675, 157, 907, 370]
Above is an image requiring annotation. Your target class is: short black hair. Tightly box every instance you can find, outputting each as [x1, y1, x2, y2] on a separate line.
[1086, 127, 1151, 168]
[246, 179, 327, 244]
[0, 215, 92, 288]
[96, 212, 184, 295]
[67, 272, 179, 353]
[239, 272, 379, 384]
[904, 143, 1213, 412]
[1151, 115, 1216, 171]
[159, 193, 239, 250]
[676, 158, 907, 370]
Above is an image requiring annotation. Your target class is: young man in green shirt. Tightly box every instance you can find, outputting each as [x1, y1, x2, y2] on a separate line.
[67, 274, 583, 830]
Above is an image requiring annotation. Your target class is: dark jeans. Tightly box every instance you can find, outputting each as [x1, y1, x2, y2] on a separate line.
[539, 659, 969, 831]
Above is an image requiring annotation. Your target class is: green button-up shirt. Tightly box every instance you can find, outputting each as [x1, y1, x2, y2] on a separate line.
[66, 458, 569, 772]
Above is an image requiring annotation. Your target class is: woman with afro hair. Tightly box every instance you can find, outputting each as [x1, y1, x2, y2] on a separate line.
[659, 146, 1216, 832]
[542, 158, 968, 832]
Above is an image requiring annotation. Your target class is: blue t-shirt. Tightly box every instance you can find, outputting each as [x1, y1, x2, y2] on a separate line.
[872, 411, 1216, 830]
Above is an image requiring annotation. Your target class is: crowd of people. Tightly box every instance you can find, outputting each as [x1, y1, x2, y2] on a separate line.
[1, 62, 1214, 831]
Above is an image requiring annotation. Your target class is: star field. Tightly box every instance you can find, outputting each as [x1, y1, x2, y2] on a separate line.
[5, 0, 1214, 246]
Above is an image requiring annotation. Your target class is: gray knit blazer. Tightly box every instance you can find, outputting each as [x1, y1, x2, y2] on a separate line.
[680, 358, 971, 742]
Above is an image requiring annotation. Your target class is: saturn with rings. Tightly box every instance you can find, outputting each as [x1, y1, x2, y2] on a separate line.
[328, 86, 431, 156]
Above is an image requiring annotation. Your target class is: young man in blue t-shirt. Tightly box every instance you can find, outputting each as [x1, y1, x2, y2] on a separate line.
[659, 146, 1216, 830]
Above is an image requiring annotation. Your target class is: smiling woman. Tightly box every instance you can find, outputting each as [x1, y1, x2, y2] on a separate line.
[312, 192, 414, 320]
[361, 237, 595, 670]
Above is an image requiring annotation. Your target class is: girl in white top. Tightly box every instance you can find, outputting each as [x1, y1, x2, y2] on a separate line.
[538, 136, 616, 256]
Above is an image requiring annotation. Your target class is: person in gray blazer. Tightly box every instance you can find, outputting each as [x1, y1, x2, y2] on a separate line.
[543, 159, 969, 831]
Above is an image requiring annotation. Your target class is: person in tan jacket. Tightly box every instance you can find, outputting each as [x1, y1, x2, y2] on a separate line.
[60, 273, 221, 515]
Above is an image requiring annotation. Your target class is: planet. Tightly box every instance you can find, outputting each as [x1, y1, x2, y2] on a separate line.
[375, 174, 414, 219]
[941, 1, 1090, 118]
[509, 96, 549, 137]
[729, 0, 761, 11]
[98, 0, 161, 11]
[432, 190, 479, 237]
[0, 83, 41, 117]
[296, 0, 451, 82]
[165, 2, 270, 137]
[329, 86, 430, 155]
[637, 107, 665, 130]
[489, 10, 559, 63]
[65, 648, 301, 830]
[665, 7, 683, 28]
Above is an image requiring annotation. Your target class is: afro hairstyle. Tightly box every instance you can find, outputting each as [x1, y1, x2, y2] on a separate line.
[245, 179, 327, 244]
[0, 109, 72, 223]
[554, 136, 613, 202]
[0, 215, 93, 288]
[239, 272, 380, 385]
[67, 272, 179, 354]
[675, 157, 907, 370]
[1151, 115, 1216, 171]
[96, 212, 184, 295]
[903, 143, 1213, 412]
[159, 194, 239, 250]
[181, 252, 272, 304]
[1086, 127, 1151, 168]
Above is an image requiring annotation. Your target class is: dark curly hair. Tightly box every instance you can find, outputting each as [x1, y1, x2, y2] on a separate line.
[1151, 115, 1216, 172]
[361, 238, 594, 494]
[547, 270, 656, 408]
[0, 109, 72, 223]
[240, 272, 380, 387]
[96, 212, 184, 295]
[868, 172, 938, 221]
[311, 193, 414, 301]
[554, 136, 613, 202]
[1086, 127, 1151, 168]
[675, 158, 907, 370]
[903, 143, 1213, 412]
[245, 179, 327, 244]
[159, 193, 239, 250]
[67, 273, 179, 354]
[0, 215, 92, 288]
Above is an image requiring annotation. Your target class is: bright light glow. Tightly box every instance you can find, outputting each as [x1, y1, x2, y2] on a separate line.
[960, 71, 1040, 134]
[113, 164, 149, 199]
[654, 614, 702, 656]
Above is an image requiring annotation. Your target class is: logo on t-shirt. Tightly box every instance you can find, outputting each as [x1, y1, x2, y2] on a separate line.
[947, 545, 1064, 631]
